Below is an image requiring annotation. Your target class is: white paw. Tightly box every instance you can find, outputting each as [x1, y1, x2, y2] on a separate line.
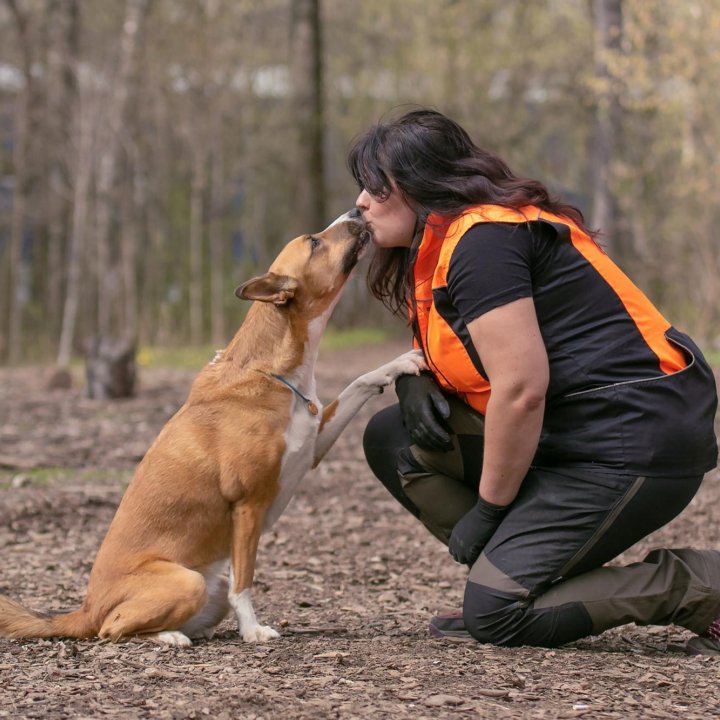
[396, 348, 428, 374]
[241, 624, 280, 643]
[156, 631, 193, 647]
[372, 349, 427, 387]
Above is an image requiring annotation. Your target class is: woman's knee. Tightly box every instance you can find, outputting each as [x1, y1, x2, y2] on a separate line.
[363, 405, 407, 479]
[463, 577, 594, 648]
[364, 405, 404, 448]
[462, 580, 523, 645]
[362, 405, 421, 514]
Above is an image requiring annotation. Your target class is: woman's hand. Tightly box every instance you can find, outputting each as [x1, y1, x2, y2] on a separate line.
[448, 496, 510, 565]
[395, 372, 453, 451]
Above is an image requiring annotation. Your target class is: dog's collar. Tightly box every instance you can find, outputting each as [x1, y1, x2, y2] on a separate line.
[255, 369, 319, 416]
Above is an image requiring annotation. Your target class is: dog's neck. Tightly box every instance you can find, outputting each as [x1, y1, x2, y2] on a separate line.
[224, 301, 330, 395]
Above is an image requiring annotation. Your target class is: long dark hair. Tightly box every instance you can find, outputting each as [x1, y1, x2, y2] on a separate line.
[347, 108, 592, 314]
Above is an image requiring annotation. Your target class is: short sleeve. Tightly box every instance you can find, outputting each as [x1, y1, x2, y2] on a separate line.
[446, 223, 535, 322]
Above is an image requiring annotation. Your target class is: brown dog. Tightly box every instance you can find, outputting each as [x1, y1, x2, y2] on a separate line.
[0, 210, 425, 646]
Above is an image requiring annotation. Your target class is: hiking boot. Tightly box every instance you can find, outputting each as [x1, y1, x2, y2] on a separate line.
[686, 614, 720, 656]
[685, 635, 720, 656]
[428, 610, 474, 642]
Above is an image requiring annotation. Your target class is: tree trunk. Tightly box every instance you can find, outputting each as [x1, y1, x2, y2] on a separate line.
[589, 0, 623, 254]
[4, 0, 34, 364]
[94, 0, 147, 339]
[44, 0, 79, 346]
[209, 140, 226, 346]
[85, 336, 136, 399]
[56, 92, 95, 369]
[189, 145, 207, 346]
[121, 143, 141, 342]
[291, 0, 326, 230]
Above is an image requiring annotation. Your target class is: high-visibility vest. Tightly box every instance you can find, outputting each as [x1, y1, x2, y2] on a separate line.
[412, 204, 686, 414]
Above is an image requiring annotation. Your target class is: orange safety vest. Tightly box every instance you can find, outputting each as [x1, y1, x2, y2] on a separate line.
[412, 204, 686, 415]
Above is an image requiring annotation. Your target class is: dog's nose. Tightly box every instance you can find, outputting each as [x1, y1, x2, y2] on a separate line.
[348, 207, 362, 220]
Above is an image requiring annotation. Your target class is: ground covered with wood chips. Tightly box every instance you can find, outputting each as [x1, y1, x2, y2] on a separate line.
[1, 341, 719, 719]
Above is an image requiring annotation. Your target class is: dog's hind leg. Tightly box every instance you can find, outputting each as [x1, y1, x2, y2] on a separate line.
[180, 561, 230, 640]
[97, 560, 207, 645]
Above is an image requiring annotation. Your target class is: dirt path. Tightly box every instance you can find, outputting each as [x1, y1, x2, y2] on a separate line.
[1, 343, 719, 719]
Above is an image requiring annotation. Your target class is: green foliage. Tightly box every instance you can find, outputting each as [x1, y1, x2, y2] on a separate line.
[137, 327, 393, 370]
[1, 0, 719, 362]
[137, 345, 222, 370]
[704, 350, 720, 369]
[320, 326, 393, 351]
[0, 467, 131, 490]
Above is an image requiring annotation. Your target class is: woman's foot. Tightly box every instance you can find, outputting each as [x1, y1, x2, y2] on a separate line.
[685, 615, 720, 655]
[685, 635, 720, 655]
[428, 610, 474, 642]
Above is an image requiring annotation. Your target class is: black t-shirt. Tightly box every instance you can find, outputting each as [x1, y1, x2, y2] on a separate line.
[445, 221, 672, 399]
[439, 221, 717, 475]
[447, 222, 535, 323]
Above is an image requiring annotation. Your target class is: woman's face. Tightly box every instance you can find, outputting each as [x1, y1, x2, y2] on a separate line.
[355, 183, 417, 249]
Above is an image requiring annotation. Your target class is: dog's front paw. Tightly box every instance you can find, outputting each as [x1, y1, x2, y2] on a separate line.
[356, 350, 428, 395]
[241, 624, 280, 643]
[376, 349, 427, 386]
[396, 348, 428, 375]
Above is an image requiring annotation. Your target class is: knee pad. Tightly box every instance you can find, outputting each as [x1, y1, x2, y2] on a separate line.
[462, 580, 525, 645]
[463, 577, 593, 647]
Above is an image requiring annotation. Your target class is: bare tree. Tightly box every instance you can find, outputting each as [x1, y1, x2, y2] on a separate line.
[589, 0, 623, 253]
[56, 82, 95, 369]
[189, 140, 207, 347]
[42, 0, 79, 345]
[93, 0, 147, 339]
[291, 0, 326, 230]
[3, 0, 35, 363]
[208, 137, 226, 346]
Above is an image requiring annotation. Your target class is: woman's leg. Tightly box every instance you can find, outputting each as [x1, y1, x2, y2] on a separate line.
[363, 397, 484, 542]
[364, 404, 720, 649]
[463, 470, 720, 647]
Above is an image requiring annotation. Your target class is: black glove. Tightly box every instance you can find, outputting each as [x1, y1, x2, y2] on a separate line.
[395, 371, 452, 451]
[448, 497, 510, 566]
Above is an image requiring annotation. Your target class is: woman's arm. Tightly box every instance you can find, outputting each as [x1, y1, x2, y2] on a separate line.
[466, 296, 549, 506]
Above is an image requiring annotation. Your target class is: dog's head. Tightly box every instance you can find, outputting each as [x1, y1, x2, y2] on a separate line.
[235, 209, 370, 315]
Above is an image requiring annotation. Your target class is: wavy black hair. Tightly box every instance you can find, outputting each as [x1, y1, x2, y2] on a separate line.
[348, 108, 592, 314]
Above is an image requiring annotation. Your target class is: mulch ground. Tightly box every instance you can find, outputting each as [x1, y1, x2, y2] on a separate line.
[1, 341, 719, 719]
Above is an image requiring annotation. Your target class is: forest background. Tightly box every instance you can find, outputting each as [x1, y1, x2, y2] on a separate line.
[0, 0, 719, 368]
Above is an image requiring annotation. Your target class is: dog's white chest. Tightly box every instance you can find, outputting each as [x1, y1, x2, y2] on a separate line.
[262, 397, 320, 531]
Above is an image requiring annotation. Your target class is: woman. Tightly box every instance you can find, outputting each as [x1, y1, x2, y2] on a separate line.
[350, 108, 719, 652]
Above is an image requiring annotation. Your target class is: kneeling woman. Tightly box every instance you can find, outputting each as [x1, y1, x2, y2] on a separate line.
[350, 109, 719, 654]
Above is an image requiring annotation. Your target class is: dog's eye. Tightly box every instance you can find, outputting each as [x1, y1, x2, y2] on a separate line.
[309, 236, 321, 252]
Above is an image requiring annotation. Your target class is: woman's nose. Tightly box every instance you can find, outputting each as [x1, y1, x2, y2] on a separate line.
[355, 188, 370, 210]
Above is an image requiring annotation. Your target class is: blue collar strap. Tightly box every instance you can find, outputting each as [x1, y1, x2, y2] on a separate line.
[256, 369, 319, 416]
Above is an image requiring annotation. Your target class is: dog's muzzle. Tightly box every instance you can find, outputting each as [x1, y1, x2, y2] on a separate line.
[336, 210, 371, 273]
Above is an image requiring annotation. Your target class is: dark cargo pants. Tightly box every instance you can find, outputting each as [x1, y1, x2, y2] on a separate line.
[363, 399, 720, 647]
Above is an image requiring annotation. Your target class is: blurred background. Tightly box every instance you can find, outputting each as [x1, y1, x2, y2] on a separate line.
[0, 0, 719, 371]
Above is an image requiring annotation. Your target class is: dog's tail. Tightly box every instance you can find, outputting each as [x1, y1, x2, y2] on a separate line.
[0, 594, 95, 639]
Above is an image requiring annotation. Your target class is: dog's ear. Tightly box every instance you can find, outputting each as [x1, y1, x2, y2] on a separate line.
[235, 272, 298, 305]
